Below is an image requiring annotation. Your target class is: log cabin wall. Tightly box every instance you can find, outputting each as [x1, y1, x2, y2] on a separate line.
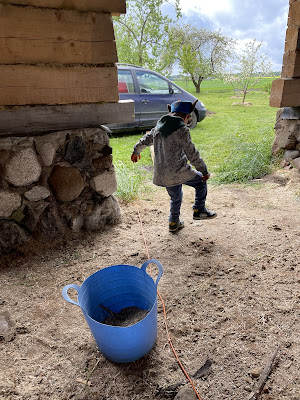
[0, 2, 121, 105]
[0, 0, 134, 254]
[270, 0, 300, 171]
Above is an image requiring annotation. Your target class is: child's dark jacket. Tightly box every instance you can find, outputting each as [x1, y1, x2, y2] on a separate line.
[133, 114, 208, 187]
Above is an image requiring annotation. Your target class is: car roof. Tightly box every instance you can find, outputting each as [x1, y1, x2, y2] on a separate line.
[117, 63, 141, 68]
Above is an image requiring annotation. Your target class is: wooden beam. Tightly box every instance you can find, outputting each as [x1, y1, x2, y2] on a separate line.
[270, 78, 300, 107]
[0, 64, 119, 106]
[285, 27, 300, 52]
[0, 4, 117, 64]
[0, 101, 134, 135]
[0, 0, 126, 15]
[282, 51, 300, 77]
[288, 1, 300, 26]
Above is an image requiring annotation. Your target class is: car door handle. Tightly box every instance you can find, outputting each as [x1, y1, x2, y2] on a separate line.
[141, 99, 149, 104]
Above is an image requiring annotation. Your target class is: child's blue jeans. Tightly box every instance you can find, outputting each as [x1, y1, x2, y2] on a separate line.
[166, 172, 207, 222]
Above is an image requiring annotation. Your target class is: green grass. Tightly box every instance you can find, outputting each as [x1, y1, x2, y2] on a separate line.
[110, 78, 278, 200]
[114, 161, 152, 202]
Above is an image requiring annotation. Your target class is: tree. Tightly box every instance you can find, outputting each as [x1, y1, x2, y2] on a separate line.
[163, 24, 235, 93]
[113, 0, 181, 72]
[223, 39, 273, 103]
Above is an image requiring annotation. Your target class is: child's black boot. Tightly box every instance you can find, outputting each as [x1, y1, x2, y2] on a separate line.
[193, 208, 217, 220]
[169, 219, 184, 232]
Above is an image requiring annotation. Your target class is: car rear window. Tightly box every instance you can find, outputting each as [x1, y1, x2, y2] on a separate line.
[118, 70, 135, 93]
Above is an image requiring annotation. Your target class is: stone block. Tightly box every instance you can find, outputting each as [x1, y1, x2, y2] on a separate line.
[291, 156, 300, 171]
[23, 201, 49, 233]
[273, 119, 299, 153]
[90, 168, 117, 197]
[34, 205, 66, 239]
[92, 155, 113, 170]
[4, 147, 41, 186]
[10, 207, 25, 223]
[174, 384, 198, 400]
[0, 150, 10, 167]
[0, 126, 121, 250]
[88, 128, 110, 147]
[284, 149, 300, 160]
[0, 311, 16, 342]
[35, 140, 57, 167]
[71, 215, 85, 232]
[65, 136, 86, 165]
[0, 219, 28, 254]
[296, 125, 300, 142]
[24, 186, 50, 202]
[48, 165, 84, 202]
[0, 191, 21, 217]
[84, 196, 121, 231]
[100, 144, 113, 156]
[276, 108, 284, 122]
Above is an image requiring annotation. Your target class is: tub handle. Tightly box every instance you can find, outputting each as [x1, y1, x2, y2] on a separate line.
[62, 284, 81, 306]
[141, 259, 163, 287]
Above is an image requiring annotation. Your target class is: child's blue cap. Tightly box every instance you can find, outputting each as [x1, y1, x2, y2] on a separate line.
[170, 100, 193, 114]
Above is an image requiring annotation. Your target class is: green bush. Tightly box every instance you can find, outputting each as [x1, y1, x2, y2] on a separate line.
[263, 81, 273, 94]
[214, 133, 274, 184]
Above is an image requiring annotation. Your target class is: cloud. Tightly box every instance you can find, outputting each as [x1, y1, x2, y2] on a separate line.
[179, 0, 232, 18]
[178, 0, 289, 70]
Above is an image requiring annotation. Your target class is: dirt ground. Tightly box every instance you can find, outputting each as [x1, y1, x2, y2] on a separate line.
[0, 169, 300, 400]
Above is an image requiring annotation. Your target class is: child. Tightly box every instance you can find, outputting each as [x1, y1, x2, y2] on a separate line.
[131, 100, 217, 232]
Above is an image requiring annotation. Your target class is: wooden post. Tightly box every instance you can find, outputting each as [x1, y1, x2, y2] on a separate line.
[0, 0, 126, 15]
[270, 0, 300, 107]
[0, 0, 134, 126]
[0, 4, 118, 64]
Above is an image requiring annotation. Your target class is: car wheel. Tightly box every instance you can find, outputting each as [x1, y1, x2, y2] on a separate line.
[187, 111, 197, 129]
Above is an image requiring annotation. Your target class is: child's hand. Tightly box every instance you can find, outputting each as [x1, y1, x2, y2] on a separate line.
[203, 173, 210, 181]
[131, 153, 141, 163]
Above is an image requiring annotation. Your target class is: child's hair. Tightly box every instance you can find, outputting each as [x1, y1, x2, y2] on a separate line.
[170, 112, 189, 119]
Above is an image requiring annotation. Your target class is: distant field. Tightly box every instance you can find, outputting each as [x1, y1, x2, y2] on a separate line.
[173, 76, 275, 92]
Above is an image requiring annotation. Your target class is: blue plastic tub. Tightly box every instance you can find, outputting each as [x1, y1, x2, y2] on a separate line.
[62, 259, 163, 363]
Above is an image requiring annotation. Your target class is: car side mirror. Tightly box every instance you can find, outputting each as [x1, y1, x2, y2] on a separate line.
[169, 87, 174, 94]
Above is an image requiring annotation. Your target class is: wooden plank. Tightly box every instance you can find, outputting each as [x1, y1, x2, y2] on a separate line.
[270, 78, 300, 107]
[0, 4, 117, 64]
[0, 0, 126, 15]
[0, 65, 119, 106]
[282, 51, 300, 77]
[0, 100, 134, 135]
[288, 1, 300, 26]
[285, 27, 300, 52]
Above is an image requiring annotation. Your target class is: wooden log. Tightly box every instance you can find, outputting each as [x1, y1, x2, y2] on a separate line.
[0, 4, 117, 64]
[0, 0, 126, 15]
[285, 27, 300, 52]
[282, 51, 300, 77]
[0, 101, 134, 135]
[270, 78, 300, 107]
[0, 64, 119, 106]
[288, 1, 300, 26]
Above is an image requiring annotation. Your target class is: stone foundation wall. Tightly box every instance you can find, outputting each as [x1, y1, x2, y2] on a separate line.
[272, 108, 300, 171]
[0, 127, 121, 254]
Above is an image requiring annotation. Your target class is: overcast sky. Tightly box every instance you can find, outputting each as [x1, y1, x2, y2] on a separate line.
[177, 0, 289, 71]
